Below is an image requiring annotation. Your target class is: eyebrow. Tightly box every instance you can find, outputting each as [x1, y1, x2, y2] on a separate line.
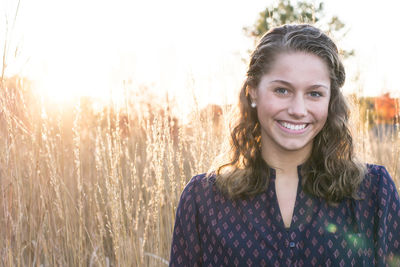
[270, 79, 329, 90]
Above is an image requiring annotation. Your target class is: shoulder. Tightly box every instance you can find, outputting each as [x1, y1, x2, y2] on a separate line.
[178, 173, 217, 207]
[359, 164, 397, 201]
[364, 164, 395, 188]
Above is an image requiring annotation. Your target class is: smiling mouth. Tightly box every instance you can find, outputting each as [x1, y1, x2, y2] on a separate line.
[278, 121, 309, 131]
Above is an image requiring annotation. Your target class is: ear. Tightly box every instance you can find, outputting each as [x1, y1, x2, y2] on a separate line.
[248, 86, 258, 103]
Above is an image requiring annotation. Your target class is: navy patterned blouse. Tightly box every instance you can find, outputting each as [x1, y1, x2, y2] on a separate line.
[169, 164, 400, 266]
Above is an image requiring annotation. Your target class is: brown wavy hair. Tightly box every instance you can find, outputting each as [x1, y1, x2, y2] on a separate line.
[215, 24, 365, 204]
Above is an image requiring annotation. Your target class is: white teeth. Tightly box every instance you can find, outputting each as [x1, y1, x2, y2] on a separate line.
[280, 122, 307, 130]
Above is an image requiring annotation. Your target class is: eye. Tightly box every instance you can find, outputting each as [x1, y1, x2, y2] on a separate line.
[274, 87, 288, 95]
[308, 91, 323, 97]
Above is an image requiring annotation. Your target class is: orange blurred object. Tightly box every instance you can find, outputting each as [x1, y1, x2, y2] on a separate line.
[374, 93, 398, 123]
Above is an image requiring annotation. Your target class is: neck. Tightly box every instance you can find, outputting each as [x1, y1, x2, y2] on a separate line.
[261, 143, 311, 176]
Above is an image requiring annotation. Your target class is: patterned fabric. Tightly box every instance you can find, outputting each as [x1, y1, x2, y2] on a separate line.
[169, 164, 400, 266]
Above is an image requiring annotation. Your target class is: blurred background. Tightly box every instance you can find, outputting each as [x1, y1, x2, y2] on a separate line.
[0, 0, 399, 266]
[2, 0, 400, 116]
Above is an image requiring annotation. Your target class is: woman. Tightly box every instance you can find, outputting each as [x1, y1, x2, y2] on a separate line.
[169, 24, 400, 266]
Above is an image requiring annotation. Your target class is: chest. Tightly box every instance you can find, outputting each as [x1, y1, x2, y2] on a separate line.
[275, 176, 299, 228]
[199, 187, 375, 266]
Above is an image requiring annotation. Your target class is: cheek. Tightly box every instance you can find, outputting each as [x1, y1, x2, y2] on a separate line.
[257, 97, 281, 114]
[316, 102, 330, 124]
[308, 99, 330, 124]
[257, 103, 279, 122]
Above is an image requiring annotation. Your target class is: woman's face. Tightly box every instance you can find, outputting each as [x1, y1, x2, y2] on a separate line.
[250, 52, 331, 156]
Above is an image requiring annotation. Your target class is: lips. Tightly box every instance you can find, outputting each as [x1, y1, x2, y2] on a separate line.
[277, 121, 309, 132]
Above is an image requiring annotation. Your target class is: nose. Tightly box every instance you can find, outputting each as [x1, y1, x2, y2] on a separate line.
[288, 95, 307, 118]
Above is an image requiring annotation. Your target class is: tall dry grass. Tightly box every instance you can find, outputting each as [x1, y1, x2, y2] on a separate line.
[0, 76, 399, 266]
[0, 77, 228, 266]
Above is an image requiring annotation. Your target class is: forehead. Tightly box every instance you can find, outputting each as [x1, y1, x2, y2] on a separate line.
[259, 51, 331, 88]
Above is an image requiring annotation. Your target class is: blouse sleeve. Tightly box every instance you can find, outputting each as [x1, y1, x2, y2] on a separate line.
[169, 178, 202, 267]
[374, 166, 400, 266]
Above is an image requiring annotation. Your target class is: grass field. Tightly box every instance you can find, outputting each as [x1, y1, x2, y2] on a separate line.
[0, 77, 399, 266]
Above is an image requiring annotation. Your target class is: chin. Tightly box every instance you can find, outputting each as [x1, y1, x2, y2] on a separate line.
[281, 145, 307, 152]
[278, 140, 312, 152]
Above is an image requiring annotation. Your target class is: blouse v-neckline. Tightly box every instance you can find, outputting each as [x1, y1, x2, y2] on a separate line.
[269, 165, 303, 231]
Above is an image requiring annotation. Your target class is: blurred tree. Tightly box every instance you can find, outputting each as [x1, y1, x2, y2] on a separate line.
[243, 0, 354, 58]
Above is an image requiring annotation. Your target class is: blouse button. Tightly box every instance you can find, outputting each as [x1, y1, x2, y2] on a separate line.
[289, 242, 296, 248]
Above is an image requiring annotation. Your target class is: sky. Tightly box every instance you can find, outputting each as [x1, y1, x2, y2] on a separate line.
[1, 0, 400, 117]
